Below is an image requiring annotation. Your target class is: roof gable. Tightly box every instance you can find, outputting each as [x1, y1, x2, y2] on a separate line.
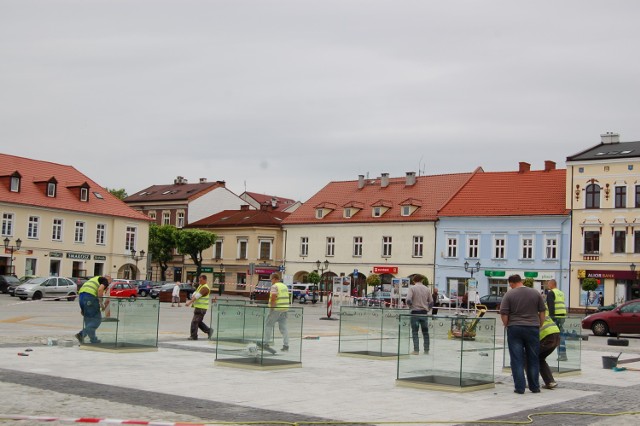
[125, 181, 224, 203]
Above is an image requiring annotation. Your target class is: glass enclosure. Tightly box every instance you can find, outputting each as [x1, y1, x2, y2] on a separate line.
[210, 299, 248, 342]
[339, 306, 410, 357]
[397, 314, 496, 391]
[503, 315, 582, 375]
[81, 297, 160, 351]
[215, 305, 303, 368]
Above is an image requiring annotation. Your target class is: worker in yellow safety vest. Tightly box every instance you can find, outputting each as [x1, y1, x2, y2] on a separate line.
[185, 275, 213, 340]
[258, 272, 290, 353]
[539, 306, 561, 389]
[545, 279, 567, 360]
[75, 275, 111, 344]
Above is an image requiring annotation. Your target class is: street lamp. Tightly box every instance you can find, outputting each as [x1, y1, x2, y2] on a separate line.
[218, 263, 225, 296]
[130, 248, 146, 280]
[316, 259, 330, 302]
[3, 237, 22, 276]
[464, 261, 481, 278]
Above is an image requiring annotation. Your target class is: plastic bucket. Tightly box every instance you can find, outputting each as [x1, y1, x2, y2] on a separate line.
[602, 356, 619, 369]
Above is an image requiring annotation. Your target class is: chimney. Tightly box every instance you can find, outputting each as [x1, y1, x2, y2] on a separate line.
[271, 197, 278, 208]
[518, 162, 531, 173]
[240, 204, 250, 211]
[405, 171, 416, 186]
[381, 173, 389, 188]
[601, 132, 620, 144]
[358, 174, 365, 189]
[544, 160, 556, 171]
[199, 178, 207, 183]
[174, 176, 187, 184]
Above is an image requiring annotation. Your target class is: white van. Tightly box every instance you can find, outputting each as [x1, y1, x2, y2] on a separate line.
[292, 283, 319, 304]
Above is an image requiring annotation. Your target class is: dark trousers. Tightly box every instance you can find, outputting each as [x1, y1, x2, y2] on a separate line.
[190, 308, 210, 339]
[507, 325, 541, 393]
[78, 293, 102, 343]
[410, 310, 430, 352]
[539, 333, 561, 386]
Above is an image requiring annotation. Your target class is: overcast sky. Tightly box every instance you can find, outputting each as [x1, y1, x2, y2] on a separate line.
[2, 0, 639, 202]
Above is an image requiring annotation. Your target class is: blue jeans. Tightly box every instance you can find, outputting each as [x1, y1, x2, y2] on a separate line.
[78, 293, 102, 343]
[410, 311, 429, 352]
[507, 325, 541, 392]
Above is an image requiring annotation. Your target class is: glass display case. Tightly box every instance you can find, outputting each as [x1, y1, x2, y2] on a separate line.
[338, 306, 410, 358]
[397, 314, 496, 391]
[210, 298, 248, 342]
[80, 297, 160, 352]
[503, 315, 581, 375]
[215, 304, 303, 369]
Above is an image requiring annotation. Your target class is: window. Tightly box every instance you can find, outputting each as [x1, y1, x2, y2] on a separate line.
[373, 207, 382, 217]
[615, 186, 627, 208]
[326, 237, 335, 256]
[521, 235, 533, 259]
[125, 226, 136, 251]
[545, 236, 558, 259]
[467, 235, 479, 258]
[494, 236, 506, 259]
[585, 184, 600, 209]
[237, 239, 248, 259]
[402, 206, 411, 216]
[80, 187, 88, 202]
[47, 182, 56, 197]
[259, 239, 272, 260]
[315, 209, 323, 219]
[446, 236, 458, 258]
[1, 213, 14, 236]
[177, 212, 185, 228]
[353, 236, 363, 257]
[214, 240, 223, 259]
[635, 231, 640, 254]
[344, 208, 352, 218]
[162, 212, 170, 225]
[149, 212, 157, 220]
[27, 216, 39, 239]
[300, 237, 309, 257]
[382, 236, 392, 257]
[96, 224, 106, 245]
[636, 185, 640, 208]
[25, 258, 36, 275]
[10, 176, 20, 192]
[74, 221, 85, 243]
[614, 230, 626, 253]
[412, 236, 423, 257]
[52, 218, 63, 241]
[584, 231, 600, 254]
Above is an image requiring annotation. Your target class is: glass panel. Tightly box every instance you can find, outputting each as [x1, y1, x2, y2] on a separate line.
[210, 299, 248, 342]
[215, 305, 303, 367]
[397, 314, 496, 389]
[339, 306, 409, 357]
[502, 315, 581, 375]
[82, 297, 160, 350]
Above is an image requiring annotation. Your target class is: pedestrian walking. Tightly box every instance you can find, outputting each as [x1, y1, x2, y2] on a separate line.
[75, 275, 111, 344]
[171, 281, 181, 307]
[406, 275, 433, 355]
[258, 272, 290, 353]
[500, 274, 546, 394]
[185, 275, 213, 340]
[432, 287, 440, 315]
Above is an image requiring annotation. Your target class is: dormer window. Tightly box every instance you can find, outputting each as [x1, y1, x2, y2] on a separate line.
[402, 206, 411, 216]
[10, 176, 20, 192]
[80, 187, 88, 202]
[344, 208, 352, 218]
[47, 182, 56, 197]
[373, 207, 382, 217]
[316, 209, 324, 219]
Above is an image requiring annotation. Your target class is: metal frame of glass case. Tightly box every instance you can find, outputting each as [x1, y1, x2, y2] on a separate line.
[338, 306, 410, 358]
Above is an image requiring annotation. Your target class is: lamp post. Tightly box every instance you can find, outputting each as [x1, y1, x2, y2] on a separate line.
[218, 263, 225, 296]
[130, 248, 146, 280]
[463, 261, 481, 309]
[3, 237, 22, 276]
[316, 259, 329, 302]
[631, 263, 637, 300]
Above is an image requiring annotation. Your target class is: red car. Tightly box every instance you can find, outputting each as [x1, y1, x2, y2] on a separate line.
[106, 281, 138, 298]
[582, 299, 640, 336]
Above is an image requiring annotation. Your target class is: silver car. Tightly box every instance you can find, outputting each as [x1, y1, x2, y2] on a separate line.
[15, 277, 78, 301]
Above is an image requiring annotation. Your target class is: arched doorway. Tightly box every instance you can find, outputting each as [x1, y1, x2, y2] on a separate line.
[117, 263, 138, 280]
[349, 272, 366, 297]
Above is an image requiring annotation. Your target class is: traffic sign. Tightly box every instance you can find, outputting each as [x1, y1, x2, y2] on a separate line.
[279, 265, 285, 272]
[353, 269, 358, 276]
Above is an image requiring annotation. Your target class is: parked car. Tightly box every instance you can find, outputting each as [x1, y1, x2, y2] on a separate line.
[597, 303, 618, 312]
[19, 275, 37, 283]
[437, 293, 454, 306]
[15, 277, 78, 301]
[356, 291, 392, 307]
[582, 299, 640, 336]
[106, 281, 138, 298]
[135, 280, 160, 297]
[250, 280, 273, 303]
[297, 285, 319, 304]
[67, 277, 88, 290]
[150, 283, 195, 303]
[478, 294, 503, 310]
[0, 274, 20, 294]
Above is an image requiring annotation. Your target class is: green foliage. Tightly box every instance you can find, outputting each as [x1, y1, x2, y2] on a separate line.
[175, 229, 217, 278]
[307, 271, 320, 285]
[148, 224, 178, 281]
[523, 278, 535, 288]
[366, 273, 381, 287]
[581, 277, 598, 292]
[106, 187, 128, 200]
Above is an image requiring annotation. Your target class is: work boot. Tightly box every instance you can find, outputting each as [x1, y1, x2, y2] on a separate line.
[281, 345, 289, 352]
[75, 333, 84, 344]
[208, 329, 214, 339]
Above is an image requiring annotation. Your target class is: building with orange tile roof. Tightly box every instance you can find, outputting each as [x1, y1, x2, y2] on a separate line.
[282, 170, 479, 296]
[435, 161, 570, 303]
[0, 153, 152, 279]
[240, 191, 301, 213]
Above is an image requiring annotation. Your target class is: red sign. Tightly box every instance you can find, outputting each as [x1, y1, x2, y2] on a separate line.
[373, 266, 398, 274]
[254, 268, 277, 275]
[586, 270, 635, 280]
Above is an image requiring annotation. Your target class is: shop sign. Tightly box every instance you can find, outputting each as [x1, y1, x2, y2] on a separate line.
[49, 252, 63, 258]
[484, 270, 506, 277]
[200, 267, 213, 273]
[583, 269, 635, 280]
[66, 252, 90, 260]
[523, 271, 538, 278]
[373, 266, 398, 274]
[255, 267, 276, 274]
[94, 255, 107, 261]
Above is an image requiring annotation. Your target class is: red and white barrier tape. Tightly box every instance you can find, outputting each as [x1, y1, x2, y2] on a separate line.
[0, 415, 209, 425]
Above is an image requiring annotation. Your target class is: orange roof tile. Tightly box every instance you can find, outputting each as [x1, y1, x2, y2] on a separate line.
[284, 171, 477, 224]
[189, 208, 289, 227]
[242, 192, 296, 212]
[0, 153, 151, 221]
[438, 169, 567, 217]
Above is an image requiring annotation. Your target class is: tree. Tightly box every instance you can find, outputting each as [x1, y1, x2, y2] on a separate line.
[366, 273, 381, 288]
[148, 224, 178, 281]
[106, 187, 128, 200]
[523, 278, 535, 288]
[307, 271, 320, 285]
[175, 229, 217, 279]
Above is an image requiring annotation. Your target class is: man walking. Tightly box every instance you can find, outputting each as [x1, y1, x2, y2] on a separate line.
[259, 272, 290, 353]
[75, 275, 111, 344]
[185, 275, 213, 340]
[500, 274, 546, 394]
[545, 279, 567, 361]
[406, 275, 433, 355]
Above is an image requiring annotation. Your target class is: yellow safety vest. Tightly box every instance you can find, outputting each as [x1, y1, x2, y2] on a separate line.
[272, 282, 290, 311]
[79, 276, 101, 297]
[551, 288, 567, 317]
[540, 315, 560, 341]
[193, 283, 210, 309]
